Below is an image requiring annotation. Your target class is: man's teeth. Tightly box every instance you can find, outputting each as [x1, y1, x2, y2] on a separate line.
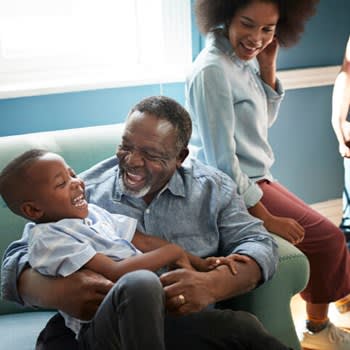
[126, 172, 143, 184]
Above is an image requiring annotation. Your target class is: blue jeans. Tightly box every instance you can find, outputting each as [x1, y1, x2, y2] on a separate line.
[78, 270, 166, 350]
[37, 270, 291, 350]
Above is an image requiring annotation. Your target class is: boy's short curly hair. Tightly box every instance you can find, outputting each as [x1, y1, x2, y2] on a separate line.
[0, 149, 48, 216]
[195, 0, 319, 47]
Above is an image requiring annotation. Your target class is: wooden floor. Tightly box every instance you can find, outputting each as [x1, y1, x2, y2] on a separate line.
[291, 198, 350, 345]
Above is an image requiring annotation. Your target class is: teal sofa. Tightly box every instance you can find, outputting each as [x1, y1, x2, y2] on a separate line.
[0, 124, 309, 350]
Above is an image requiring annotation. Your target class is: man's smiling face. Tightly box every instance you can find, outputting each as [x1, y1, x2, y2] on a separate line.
[116, 111, 183, 204]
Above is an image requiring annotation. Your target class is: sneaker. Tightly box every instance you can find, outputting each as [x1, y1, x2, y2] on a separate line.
[300, 322, 350, 349]
[335, 294, 350, 314]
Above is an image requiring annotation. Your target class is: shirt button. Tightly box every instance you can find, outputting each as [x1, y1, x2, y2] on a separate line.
[145, 209, 150, 214]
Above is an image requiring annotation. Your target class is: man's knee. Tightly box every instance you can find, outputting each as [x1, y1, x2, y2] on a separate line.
[112, 270, 163, 303]
[213, 309, 265, 333]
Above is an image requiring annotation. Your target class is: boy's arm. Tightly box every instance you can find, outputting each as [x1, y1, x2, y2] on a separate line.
[132, 230, 205, 270]
[132, 230, 173, 252]
[84, 243, 186, 282]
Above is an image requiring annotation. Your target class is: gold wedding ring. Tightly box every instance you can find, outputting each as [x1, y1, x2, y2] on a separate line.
[178, 294, 186, 305]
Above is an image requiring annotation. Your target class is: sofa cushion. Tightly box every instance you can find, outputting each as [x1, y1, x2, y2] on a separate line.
[0, 311, 55, 349]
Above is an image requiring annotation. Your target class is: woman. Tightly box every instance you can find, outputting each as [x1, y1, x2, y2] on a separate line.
[331, 35, 350, 242]
[186, 1, 350, 349]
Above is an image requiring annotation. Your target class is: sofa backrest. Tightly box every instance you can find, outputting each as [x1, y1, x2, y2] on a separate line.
[0, 123, 125, 315]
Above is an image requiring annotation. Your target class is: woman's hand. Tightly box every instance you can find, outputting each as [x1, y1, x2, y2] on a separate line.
[257, 38, 279, 89]
[257, 37, 279, 70]
[248, 201, 304, 245]
[264, 214, 305, 245]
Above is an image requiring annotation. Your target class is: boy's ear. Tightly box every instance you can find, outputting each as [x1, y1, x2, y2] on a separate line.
[20, 201, 44, 221]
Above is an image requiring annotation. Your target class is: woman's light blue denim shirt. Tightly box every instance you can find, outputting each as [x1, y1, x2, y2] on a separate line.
[186, 30, 284, 208]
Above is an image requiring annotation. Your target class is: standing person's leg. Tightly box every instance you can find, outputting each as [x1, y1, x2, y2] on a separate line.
[340, 158, 350, 244]
[259, 180, 350, 349]
[78, 269, 166, 350]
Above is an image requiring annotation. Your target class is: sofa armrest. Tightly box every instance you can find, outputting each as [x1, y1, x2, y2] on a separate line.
[219, 234, 309, 350]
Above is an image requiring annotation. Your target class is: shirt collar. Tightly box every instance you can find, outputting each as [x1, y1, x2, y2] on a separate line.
[206, 30, 248, 68]
[112, 166, 186, 203]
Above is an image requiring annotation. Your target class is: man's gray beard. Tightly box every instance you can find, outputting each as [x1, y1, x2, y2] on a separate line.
[118, 173, 151, 198]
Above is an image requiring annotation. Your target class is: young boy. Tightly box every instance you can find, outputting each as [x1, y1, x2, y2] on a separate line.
[0, 149, 247, 349]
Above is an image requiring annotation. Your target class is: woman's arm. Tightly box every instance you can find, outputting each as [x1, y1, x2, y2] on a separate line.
[248, 201, 304, 245]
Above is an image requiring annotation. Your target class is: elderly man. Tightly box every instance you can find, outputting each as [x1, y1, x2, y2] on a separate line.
[2, 96, 290, 350]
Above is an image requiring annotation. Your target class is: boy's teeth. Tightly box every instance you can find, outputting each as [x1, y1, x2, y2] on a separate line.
[72, 195, 86, 207]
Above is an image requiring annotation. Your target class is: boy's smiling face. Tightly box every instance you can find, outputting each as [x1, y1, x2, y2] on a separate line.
[23, 153, 88, 223]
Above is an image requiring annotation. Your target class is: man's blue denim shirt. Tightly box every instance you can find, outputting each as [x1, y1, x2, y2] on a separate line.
[1, 156, 278, 305]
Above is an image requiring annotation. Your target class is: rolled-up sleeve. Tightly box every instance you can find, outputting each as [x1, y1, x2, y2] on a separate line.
[29, 224, 97, 278]
[1, 223, 33, 305]
[218, 175, 278, 282]
[261, 77, 284, 127]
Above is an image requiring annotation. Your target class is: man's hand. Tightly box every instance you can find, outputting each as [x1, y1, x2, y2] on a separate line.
[55, 269, 113, 320]
[160, 268, 216, 315]
[160, 256, 261, 316]
[19, 268, 113, 320]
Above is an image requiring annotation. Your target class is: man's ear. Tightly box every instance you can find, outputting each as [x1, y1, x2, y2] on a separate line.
[176, 148, 189, 168]
[20, 201, 44, 221]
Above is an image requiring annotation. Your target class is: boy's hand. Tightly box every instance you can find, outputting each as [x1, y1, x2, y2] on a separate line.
[168, 250, 195, 271]
[205, 254, 251, 275]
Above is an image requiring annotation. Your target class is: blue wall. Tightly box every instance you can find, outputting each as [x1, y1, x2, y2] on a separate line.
[1, 0, 349, 204]
[0, 83, 184, 136]
[268, 0, 350, 203]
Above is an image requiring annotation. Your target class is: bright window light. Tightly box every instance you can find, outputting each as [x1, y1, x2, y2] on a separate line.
[0, 0, 192, 98]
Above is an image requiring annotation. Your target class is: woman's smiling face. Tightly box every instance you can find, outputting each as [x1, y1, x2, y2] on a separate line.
[227, 0, 279, 61]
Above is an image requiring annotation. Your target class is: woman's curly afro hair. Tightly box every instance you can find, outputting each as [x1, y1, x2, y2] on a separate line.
[195, 0, 319, 47]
